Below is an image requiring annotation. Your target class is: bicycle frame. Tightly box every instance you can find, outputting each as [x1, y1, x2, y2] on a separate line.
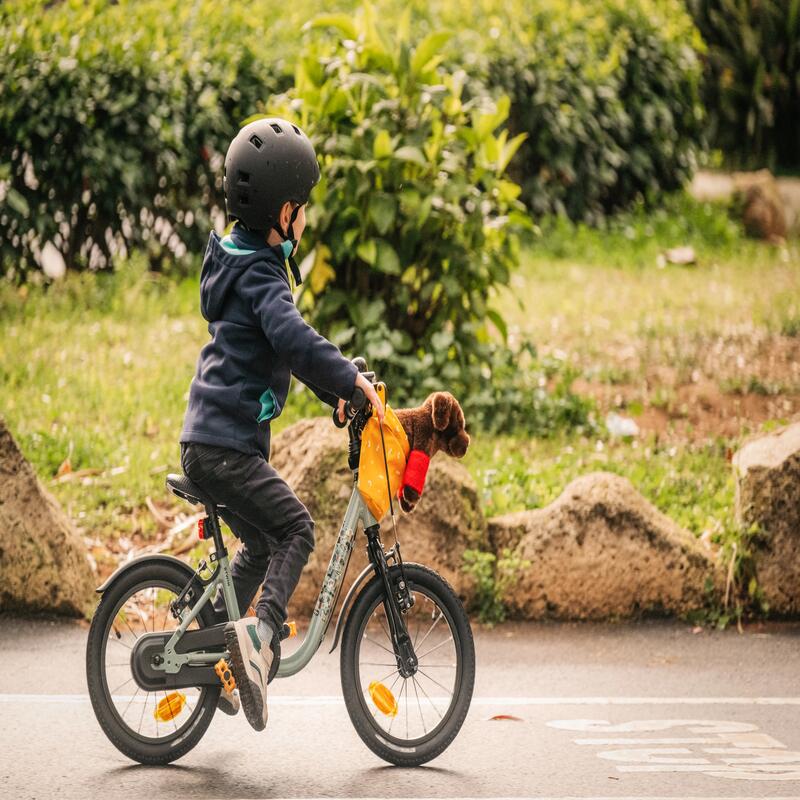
[157, 480, 381, 680]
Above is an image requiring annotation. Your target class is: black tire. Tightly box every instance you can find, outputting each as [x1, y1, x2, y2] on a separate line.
[86, 561, 220, 765]
[340, 562, 475, 766]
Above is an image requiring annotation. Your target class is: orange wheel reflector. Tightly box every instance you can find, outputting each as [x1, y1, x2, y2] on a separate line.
[369, 681, 398, 716]
[154, 691, 187, 722]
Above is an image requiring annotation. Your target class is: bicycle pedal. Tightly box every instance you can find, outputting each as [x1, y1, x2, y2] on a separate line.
[281, 620, 297, 639]
[214, 658, 236, 693]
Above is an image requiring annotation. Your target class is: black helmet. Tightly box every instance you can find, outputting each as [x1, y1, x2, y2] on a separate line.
[223, 116, 320, 233]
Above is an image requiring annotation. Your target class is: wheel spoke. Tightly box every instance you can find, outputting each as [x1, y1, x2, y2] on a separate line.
[362, 633, 394, 656]
[412, 674, 427, 734]
[121, 687, 139, 720]
[413, 609, 443, 652]
[375, 608, 392, 645]
[137, 691, 148, 734]
[110, 676, 133, 696]
[405, 677, 409, 739]
[413, 675, 443, 722]
[416, 666, 453, 695]
[416, 634, 453, 661]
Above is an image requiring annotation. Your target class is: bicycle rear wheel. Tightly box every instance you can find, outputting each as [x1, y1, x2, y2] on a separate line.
[86, 561, 220, 765]
[340, 562, 475, 766]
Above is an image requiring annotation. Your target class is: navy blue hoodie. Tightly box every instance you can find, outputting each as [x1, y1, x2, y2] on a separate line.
[180, 225, 359, 460]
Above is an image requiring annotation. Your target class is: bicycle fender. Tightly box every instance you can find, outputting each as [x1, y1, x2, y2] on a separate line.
[95, 554, 194, 593]
[328, 562, 375, 654]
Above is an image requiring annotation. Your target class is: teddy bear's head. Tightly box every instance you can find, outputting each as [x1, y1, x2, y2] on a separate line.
[390, 391, 470, 513]
[395, 391, 470, 459]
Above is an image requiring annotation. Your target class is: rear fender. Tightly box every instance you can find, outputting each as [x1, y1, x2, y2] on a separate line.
[95, 554, 195, 593]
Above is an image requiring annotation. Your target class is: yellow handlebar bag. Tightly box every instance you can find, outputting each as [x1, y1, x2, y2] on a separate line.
[357, 402, 410, 522]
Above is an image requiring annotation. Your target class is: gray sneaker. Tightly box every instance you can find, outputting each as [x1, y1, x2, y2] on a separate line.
[224, 618, 273, 731]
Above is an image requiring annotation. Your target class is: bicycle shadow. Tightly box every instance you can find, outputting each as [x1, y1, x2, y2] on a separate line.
[101, 761, 458, 797]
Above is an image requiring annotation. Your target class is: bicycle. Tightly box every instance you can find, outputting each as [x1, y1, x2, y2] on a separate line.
[86, 357, 475, 766]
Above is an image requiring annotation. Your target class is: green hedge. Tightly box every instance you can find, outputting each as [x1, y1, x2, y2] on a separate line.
[687, 0, 800, 171]
[464, 0, 706, 221]
[0, 0, 297, 279]
[0, 0, 705, 279]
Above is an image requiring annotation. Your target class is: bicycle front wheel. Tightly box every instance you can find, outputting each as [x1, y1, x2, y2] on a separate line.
[340, 562, 475, 766]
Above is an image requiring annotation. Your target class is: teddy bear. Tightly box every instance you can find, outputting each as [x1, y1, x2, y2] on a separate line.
[393, 391, 470, 513]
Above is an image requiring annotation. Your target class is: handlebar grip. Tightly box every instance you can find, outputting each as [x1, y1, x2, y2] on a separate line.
[350, 386, 367, 410]
[332, 405, 348, 428]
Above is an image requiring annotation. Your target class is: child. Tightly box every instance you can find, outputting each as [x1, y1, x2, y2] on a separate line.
[179, 117, 384, 732]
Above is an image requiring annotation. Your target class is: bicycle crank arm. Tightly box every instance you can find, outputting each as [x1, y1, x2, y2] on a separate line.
[130, 632, 223, 691]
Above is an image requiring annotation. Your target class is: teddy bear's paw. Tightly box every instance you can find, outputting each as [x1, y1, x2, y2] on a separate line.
[399, 485, 420, 513]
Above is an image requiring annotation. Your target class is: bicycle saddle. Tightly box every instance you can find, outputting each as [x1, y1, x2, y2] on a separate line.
[166, 473, 217, 508]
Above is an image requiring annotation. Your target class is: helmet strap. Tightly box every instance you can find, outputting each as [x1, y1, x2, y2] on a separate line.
[272, 203, 303, 287]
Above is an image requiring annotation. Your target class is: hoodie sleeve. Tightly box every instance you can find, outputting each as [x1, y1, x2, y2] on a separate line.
[240, 259, 360, 401]
[292, 370, 339, 409]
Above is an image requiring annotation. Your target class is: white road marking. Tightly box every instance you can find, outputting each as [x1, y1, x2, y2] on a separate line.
[2, 694, 799, 706]
[549, 717, 800, 782]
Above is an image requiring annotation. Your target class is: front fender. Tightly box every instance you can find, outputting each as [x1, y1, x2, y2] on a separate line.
[95, 554, 194, 593]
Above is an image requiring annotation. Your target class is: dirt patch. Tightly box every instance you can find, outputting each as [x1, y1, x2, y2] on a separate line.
[558, 331, 800, 443]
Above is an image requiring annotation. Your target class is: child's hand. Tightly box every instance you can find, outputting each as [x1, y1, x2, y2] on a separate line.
[355, 372, 385, 423]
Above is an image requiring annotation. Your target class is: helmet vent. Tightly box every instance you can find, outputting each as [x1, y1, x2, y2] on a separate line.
[237, 170, 250, 185]
[292, 125, 301, 135]
[249, 134, 263, 149]
[270, 123, 284, 135]
[239, 192, 249, 205]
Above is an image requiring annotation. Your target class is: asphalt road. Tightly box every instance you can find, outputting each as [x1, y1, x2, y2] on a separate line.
[1, 614, 799, 800]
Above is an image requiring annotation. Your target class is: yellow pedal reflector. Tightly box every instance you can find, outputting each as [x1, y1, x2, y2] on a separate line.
[214, 658, 236, 693]
[154, 691, 186, 722]
[287, 620, 297, 638]
[369, 680, 398, 716]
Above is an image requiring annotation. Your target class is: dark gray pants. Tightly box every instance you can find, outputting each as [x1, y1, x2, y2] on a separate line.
[179, 442, 315, 634]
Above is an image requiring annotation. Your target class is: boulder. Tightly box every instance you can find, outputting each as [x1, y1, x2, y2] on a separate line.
[269, 417, 488, 618]
[488, 472, 717, 619]
[733, 170, 788, 242]
[733, 422, 800, 614]
[0, 418, 95, 616]
[690, 169, 788, 241]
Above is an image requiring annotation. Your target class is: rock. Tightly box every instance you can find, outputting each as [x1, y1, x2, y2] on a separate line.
[733, 422, 800, 614]
[733, 170, 788, 242]
[0, 418, 95, 616]
[776, 177, 800, 235]
[663, 245, 697, 266]
[269, 417, 488, 618]
[488, 472, 717, 619]
[689, 169, 791, 241]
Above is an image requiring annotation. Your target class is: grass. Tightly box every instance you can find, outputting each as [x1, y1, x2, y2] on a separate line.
[0, 257, 319, 554]
[1, 193, 798, 612]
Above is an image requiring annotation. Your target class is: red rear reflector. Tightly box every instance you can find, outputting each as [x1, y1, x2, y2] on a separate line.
[197, 517, 206, 540]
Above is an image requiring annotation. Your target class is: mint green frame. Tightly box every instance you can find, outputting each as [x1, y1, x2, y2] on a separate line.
[156, 480, 379, 678]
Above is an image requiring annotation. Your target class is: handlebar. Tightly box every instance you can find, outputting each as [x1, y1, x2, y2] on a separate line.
[331, 356, 374, 428]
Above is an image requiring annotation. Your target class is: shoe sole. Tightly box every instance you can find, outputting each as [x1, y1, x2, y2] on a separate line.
[216, 696, 239, 716]
[224, 623, 267, 732]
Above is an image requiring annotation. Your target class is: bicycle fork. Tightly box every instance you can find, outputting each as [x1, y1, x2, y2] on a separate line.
[364, 524, 418, 678]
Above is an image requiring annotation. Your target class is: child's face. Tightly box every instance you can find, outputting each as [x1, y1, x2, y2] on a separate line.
[278, 201, 306, 254]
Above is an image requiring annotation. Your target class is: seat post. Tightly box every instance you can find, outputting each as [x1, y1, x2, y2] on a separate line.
[203, 506, 227, 558]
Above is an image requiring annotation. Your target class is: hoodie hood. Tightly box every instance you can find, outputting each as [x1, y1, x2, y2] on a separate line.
[199, 228, 287, 322]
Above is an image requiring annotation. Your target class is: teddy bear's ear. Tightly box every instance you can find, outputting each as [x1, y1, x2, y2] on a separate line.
[431, 391, 460, 431]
